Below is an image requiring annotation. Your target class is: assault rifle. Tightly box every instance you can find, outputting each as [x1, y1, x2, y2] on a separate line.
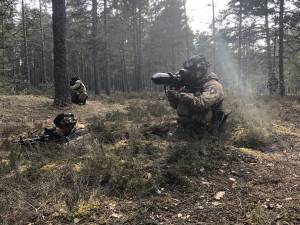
[12, 128, 65, 146]
[12, 128, 70, 159]
[13, 135, 48, 146]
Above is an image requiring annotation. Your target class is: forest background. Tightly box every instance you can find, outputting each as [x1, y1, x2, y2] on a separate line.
[0, 0, 299, 99]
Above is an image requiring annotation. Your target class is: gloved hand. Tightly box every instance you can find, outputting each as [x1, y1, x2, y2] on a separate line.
[166, 90, 179, 109]
[179, 92, 194, 105]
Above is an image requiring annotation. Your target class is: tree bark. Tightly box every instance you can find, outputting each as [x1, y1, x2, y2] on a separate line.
[211, 0, 216, 72]
[278, 0, 285, 96]
[39, 0, 46, 84]
[1, 5, 5, 77]
[21, 0, 30, 84]
[92, 0, 100, 94]
[52, 0, 70, 106]
[103, 0, 111, 95]
[121, 42, 129, 92]
[137, 0, 143, 91]
[264, 0, 276, 96]
[265, 0, 272, 77]
[132, 1, 138, 91]
[183, 0, 190, 60]
[237, 1, 243, 90]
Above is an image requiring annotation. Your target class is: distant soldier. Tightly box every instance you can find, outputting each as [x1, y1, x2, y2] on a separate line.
[70, 77, 88, 105]
[166, 55, 226, 131]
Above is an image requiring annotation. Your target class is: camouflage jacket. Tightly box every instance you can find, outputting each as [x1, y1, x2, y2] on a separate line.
[70, 80, 87, 97]
[167, 73, 224, 125]
[56, 123, 89, 140]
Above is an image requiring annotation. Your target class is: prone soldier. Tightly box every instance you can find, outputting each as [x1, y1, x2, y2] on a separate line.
[14, 113, 89, 146]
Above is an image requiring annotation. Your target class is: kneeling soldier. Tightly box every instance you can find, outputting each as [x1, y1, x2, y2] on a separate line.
[167, 55, 226, 131]
[70, 77, 88, 105]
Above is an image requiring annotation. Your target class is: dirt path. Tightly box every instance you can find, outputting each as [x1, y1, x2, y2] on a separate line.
[0, 95, 125, 137]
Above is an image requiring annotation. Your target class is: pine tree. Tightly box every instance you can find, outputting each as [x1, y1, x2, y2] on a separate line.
[52, 0, 70, 106]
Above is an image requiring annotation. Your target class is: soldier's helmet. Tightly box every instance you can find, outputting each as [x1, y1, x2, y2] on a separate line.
[70, 77, 80, 86]
[183, 55, 210, 76]
[54, 113, 77, 128]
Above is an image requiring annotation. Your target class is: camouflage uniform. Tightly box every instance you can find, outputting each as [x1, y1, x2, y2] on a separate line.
[50, 113, 89, 143]
[56, 123, 89, 140]
[167, 56, 224, 129]
[70, 79, 88, 104]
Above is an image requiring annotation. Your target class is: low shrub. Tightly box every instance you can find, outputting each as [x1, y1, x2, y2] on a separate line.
[232, 125, 273, 149]
[88, 117, 126, 144]
[162, 137, 227, 185]
[81, 142, 158, 195]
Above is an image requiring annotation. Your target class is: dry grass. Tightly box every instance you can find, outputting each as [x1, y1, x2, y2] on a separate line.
[0, 94, 300, 224]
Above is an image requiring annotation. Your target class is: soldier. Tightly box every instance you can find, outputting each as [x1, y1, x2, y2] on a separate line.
[14, 113, 89, 148]
[49, 113, 89, 141]
[70, 77, 88, 105]
[166, 55, 225, 131]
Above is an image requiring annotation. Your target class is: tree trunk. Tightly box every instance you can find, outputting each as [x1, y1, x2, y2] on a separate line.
[39, 0, 46, 84]
[21, 0, 30, 84]
[171, 45, 176, 71]
[211, 0, 216, 72]
[92, 0, 100, 94]
[237, 1, 243, 90]
[121, 42, 129, 92]
[1, 7, 5, 77]
[104, 0, 111, 95]
[265, 0, 276, 96]
[278, 0, 285, 96]
[273, 29, 277, 73]
[132, 1, 138, 91]
[183, 0, 190, 60]
[137, 0, 143, 91]
[52, 0, 70, 106]
[265, 0, 272, 77]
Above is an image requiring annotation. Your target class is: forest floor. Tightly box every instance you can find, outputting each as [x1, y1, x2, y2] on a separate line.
[0, 93, 300, 225]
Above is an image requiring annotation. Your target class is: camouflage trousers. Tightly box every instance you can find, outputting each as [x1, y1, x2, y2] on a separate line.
[71, 92, 88, 104]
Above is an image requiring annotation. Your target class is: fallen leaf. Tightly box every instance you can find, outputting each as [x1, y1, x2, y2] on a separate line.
[211, 201, 222, 206]
[195, 203, 204, 209]
[232, 182, 238, 188]
[183, 215, 190, 219]
[146, 172, 152, 179]
[201, 181, 211, 186]
[111, 213, 122, 218]
[109, 203, 116, 210]
[214, 191, 225, 200]
[74, 218, 80, 224]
